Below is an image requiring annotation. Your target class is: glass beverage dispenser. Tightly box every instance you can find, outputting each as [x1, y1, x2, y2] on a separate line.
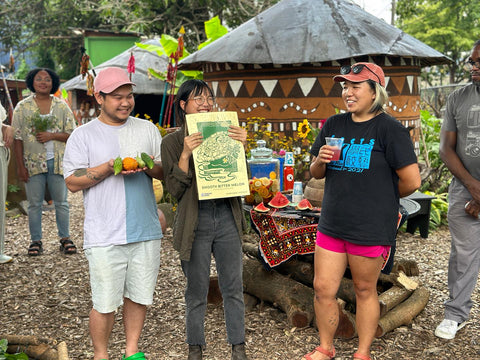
[247, 140, 280, 181]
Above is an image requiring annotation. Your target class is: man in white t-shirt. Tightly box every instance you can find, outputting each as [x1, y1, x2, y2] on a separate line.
[63, 67, 164, 360]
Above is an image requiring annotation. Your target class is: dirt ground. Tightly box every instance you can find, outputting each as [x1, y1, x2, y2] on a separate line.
[1, 191, 480, 360]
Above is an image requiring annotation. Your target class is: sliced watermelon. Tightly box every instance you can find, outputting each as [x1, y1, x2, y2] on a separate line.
[296, 198, 314, 210]
[268, 192, 290, 208]
[253, 202, 270, 212]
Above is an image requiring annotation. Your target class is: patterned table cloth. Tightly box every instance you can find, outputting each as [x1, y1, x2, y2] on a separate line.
[248, 201, 413, 272]
[249, 208, 319, 267]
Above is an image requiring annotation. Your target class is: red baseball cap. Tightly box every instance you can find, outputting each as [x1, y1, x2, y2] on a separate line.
[94, 67, 135, 94]
[333, 62, 385, 87]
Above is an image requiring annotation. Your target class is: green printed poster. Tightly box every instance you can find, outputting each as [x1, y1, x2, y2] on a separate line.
[186, 111, 250, 200]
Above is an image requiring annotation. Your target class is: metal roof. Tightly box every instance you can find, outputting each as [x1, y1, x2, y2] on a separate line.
[179, 0, 451, 69]
[61, 39, 168, 95]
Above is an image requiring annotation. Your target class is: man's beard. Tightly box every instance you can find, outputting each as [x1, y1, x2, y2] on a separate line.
[472, 73, 480, 87]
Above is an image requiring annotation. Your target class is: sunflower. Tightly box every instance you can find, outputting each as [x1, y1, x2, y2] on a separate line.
[297, 119, 311, 139]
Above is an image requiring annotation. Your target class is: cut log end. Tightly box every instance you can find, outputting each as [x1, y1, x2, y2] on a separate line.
[290, 312, 311, 328]
[375, 286, 430, 337]
[334, 298, 356, 339]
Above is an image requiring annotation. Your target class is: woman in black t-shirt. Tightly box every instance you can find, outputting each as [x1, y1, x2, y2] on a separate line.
[302, 63, 421, 360]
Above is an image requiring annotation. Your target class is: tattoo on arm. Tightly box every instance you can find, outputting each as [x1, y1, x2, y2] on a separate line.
[73, 168, 107, 183]
[73, 169, 87, 177]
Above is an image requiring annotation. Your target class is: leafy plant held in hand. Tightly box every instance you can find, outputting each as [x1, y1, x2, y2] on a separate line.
[29, 111, 54, 134]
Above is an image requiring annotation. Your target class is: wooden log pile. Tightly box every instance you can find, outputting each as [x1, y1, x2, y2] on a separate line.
[0, 334, 70, 360]
[241, 242, 430, 338]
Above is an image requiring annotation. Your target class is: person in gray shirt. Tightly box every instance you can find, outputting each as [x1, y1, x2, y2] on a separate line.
[436, 39, 480, 340]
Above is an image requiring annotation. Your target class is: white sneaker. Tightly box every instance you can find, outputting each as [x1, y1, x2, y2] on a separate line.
[434, 319, 467, 339]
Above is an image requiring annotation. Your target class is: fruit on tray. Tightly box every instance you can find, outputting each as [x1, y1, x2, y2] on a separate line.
[113, 153, 155, 175]
[268, 191, 290, 208]
[296, 198, 314, 210]
[253, 202, 270, 212]
[141, 152, 155, 169]
[136, 154, 146, 168]
[245, 176, 280, 205]
[113, 156, 123, 175]
[122, 157, 138, 171]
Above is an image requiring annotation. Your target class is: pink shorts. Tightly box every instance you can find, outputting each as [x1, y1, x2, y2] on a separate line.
[316, 231, 390, 259]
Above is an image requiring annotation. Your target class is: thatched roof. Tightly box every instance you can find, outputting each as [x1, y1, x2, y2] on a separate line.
[61, 39, 168, 95]
[180, 0, 451, 70]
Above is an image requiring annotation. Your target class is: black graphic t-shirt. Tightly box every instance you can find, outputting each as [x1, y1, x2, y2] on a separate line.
[310, 112, 417, 246]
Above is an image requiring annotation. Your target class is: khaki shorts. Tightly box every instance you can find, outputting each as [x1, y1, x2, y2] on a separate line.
[85, 240, 161, 313]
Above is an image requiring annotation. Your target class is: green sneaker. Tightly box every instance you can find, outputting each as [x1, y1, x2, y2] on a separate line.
[122, 352, 146, 360]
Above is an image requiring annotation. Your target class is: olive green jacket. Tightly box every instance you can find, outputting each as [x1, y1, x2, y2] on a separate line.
[161, 127, 246, 261]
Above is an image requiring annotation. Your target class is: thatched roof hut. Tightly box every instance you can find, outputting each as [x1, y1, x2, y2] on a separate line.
[179, 0, 451, 151]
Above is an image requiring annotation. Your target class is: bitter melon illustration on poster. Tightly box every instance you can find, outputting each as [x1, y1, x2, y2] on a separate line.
[186, 111, 250, 200]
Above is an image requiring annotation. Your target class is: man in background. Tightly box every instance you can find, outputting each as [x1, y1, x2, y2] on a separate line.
[436, 39, 480, 340]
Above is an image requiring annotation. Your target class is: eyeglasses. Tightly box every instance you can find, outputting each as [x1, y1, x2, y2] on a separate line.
[190, 96, 215, 106]
[340, 64, 382, 85]
[465, 59, 480, 70]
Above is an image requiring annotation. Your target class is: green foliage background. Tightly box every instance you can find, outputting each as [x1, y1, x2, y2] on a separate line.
[396, 0, 480, 85]
[417, 109, 451, 230]
[0, 0, 280, 79]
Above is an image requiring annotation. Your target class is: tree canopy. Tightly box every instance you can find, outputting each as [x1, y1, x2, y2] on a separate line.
[0, 0, 279, 79]
[396, 0, 480, 84]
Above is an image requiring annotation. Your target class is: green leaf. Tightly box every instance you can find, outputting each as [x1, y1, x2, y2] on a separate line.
[61, 88, 68, 100]
[0, 339, 7, 353]
[198, 16, 228, 50]
[160, 34, 181, 57]
[148, 68, 167, 81]
[135, 41, 167, 57]
[5, 353, 29, 360]
[178, 70, 203, 79]
[430, 208, 441, 225]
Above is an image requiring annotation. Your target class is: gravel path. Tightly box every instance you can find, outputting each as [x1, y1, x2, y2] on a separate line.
[1, 191, 479, 359]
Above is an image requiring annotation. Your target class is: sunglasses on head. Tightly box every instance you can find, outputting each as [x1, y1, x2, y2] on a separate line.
[465, 59, 480, 69]
[340, 64, 382, 85]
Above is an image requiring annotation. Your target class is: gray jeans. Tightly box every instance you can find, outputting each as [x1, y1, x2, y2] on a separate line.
[445, 178, 480, 322]
[181, 199, 245, 346]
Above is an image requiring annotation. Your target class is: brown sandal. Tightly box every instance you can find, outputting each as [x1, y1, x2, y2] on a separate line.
[303, 345, 335, 360]
[59, 238, 77, 254]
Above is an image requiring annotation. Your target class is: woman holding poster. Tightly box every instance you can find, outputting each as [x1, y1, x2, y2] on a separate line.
[161, 79, 249, 360]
